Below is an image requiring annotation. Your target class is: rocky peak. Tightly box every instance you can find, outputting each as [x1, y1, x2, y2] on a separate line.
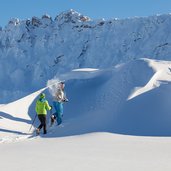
[42, 14, 52, 20]
[8, 18, 20, 26]
[25, 14, 52, 28]
[41, 14, 52, 26]
[55, 9, 91, 24]
[31, 16, 42, 27]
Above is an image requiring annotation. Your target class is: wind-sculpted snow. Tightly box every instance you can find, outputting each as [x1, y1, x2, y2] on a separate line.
[0, 58, 171, 141]
[1, 10, 171, 102]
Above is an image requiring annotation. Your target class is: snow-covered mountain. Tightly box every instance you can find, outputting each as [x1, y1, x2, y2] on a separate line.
[1, 9, 171, 169]
[1, 9, 171, 103]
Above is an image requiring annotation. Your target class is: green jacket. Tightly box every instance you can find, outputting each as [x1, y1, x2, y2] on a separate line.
[35, 98, 51, 115]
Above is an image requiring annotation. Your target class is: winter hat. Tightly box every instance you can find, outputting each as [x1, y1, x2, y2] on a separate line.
[40, 93, 45, 98]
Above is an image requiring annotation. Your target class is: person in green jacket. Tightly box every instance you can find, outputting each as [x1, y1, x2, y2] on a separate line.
[35, 93, 51, 135]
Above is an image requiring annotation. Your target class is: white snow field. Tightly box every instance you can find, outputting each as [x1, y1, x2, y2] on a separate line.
[1, 58, 171, 170]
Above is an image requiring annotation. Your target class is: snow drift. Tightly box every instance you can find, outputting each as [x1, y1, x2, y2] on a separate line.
[0, 58, 171, 140]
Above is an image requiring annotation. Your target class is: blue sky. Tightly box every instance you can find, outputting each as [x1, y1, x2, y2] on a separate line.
[0, 0, 171, 27]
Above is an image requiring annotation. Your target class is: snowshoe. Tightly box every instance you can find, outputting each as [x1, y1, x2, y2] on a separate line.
[36, 128, 40, 135]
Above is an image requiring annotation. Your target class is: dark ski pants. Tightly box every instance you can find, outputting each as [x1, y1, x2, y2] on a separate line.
[38, 114, 47, 134]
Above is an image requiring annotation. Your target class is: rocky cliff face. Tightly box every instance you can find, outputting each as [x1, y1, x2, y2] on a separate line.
[0, 9, 171, 102]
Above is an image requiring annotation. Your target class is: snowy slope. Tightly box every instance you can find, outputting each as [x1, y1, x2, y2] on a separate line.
[54, 58, 171, 137]
[0, 58, 171, 142]
[1, 133, 171, 171]
[0, 58, 171, 170]
[1, 10, 171, 103]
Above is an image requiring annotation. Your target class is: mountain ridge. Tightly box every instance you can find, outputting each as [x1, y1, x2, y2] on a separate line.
[1, 10, 171, 103]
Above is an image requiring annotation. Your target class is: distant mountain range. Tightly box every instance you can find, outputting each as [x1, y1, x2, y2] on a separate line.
[0, 9, 171, 103]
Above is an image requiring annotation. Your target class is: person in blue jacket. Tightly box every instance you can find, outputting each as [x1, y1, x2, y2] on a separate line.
[51, 82, 68, 126]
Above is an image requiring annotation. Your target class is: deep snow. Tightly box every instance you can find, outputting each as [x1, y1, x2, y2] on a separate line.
[0, 59, 171, 170]
[1, 133, 171, 171]
[1, 10, 171, 170]
[1, 58, 171, 140]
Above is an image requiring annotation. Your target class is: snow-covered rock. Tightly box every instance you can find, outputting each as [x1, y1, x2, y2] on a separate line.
[55, 9, 91, 24]
[1, 10, 171, 102]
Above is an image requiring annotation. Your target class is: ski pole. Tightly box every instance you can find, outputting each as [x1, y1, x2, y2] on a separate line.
[29, 114, 37, 132]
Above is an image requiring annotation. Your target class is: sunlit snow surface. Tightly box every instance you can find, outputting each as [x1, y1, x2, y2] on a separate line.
[0, 59, 171, 170]
[1, 58, 171, 139]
